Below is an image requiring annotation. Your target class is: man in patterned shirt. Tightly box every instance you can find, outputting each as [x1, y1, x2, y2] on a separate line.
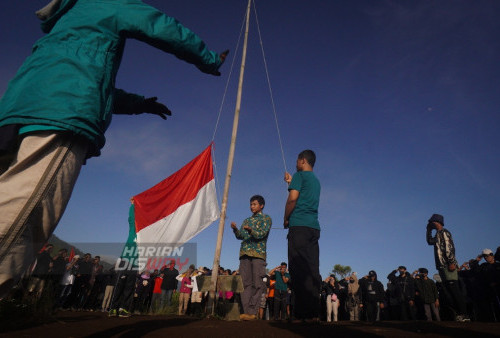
[231, 195, 272, 320]
[426, 213, 469, 322]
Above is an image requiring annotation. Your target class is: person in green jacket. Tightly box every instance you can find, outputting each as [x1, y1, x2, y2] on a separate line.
[413, 268, 441, 321]
[0, 0, 227, 298]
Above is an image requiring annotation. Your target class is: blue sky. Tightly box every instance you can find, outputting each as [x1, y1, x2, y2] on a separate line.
[1, 1, 499, 283]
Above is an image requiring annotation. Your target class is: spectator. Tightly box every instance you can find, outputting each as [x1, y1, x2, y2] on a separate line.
[101, 268, 117, 312]
[359, 270, 385, 322]
[323, 275, 340, 322]
[71, 253, 92, 310]
[132, 271, 153, 314]
[50, 248, 68, 295]
[56, 255, 79, 309]
[27, 244, 54, 299]
[387, 266, 416, 320]
[269, 262, 290, 321]
[414, 268, 440, 321]
[150, 272, 164, 314]
[266, 275, 276, 320]
[190, 267, 205, 317]
[84, 256, 104, 310]
[345, 273, 361, 321]
[470, 248, 500, 321]
[177, 265, 194, 315]
[160, 260, 179, 309]
[258, 274, 269, 320]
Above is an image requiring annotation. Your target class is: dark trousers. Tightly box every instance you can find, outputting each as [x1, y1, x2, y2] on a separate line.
[274, 290, 287, 320]
[364, 301, 379, 322]
[110, 273, 136, 311]
[392, 301, 416, 320]
[288, 226, 321, 320]
[439, 269, 467, 316]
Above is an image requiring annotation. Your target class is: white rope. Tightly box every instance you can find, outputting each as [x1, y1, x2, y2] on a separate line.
[252, 0, 288, 174]
[211, 1, 289, 200]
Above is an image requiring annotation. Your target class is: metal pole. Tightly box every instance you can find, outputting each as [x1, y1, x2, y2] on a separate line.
[207, 0, 252, 315]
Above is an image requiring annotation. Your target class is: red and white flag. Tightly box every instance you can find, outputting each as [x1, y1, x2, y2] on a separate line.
[133, 145, 219, 247]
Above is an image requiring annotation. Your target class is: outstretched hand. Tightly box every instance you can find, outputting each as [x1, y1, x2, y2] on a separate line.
[142, 97, 172, 120]
[212, 50, 229, 76]
[220, 50, 229, 62]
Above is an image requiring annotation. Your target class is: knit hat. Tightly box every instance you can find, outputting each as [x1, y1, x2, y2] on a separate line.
[368, 270, 377, 277]
[428, 213, 444, 226]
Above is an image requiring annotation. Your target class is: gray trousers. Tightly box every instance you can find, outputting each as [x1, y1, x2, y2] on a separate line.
[424, 303, 441, 321]
[239, 256, 266, 315]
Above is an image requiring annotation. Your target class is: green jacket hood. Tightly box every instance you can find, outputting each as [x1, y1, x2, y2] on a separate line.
[37, 0, 78, 33]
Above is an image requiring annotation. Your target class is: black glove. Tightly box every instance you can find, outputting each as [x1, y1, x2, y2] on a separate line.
[141, 97, 172, 120]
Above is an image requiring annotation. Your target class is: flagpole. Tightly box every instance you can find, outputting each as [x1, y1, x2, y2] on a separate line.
[207, 0, 252, 314]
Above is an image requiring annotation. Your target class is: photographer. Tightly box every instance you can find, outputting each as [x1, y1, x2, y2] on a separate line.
[269, 262, 290, 321]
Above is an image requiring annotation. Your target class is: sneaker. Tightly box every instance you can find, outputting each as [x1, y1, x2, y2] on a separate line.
[119, 309, 131, 318]
[108, 309, 117, 317]
[455, 315, 470, 322]
[240, 314, 256, 321]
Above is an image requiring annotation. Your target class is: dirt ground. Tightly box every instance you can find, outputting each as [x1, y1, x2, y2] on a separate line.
[1, 312, 500, 338]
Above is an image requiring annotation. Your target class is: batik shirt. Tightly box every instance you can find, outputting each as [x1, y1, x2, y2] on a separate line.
[426, 228, 457, 270]
[233, 212, 272, 260]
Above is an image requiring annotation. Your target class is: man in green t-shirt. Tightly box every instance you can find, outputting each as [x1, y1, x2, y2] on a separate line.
[284, 149, 321, 321]
[269, 262, 290, 321]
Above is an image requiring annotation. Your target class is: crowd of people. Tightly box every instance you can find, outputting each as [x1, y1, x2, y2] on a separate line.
[256, 247, 500, 324]
[8, 242, 499, 324]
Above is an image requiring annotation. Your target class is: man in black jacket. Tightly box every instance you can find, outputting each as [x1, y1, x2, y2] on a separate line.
[387, 266, 416, 320]
[359, 270, 385, 322]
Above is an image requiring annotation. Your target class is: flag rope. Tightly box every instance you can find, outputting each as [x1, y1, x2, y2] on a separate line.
[252, 0, 288, 174]
[210, 1, 288, 175]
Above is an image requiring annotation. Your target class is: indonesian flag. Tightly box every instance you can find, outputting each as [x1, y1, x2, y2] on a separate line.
[133, 145, 220, 247]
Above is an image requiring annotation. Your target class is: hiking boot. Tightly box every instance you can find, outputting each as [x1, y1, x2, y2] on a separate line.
[119, 309, 131, 317]
[108, 309, 117, 317]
